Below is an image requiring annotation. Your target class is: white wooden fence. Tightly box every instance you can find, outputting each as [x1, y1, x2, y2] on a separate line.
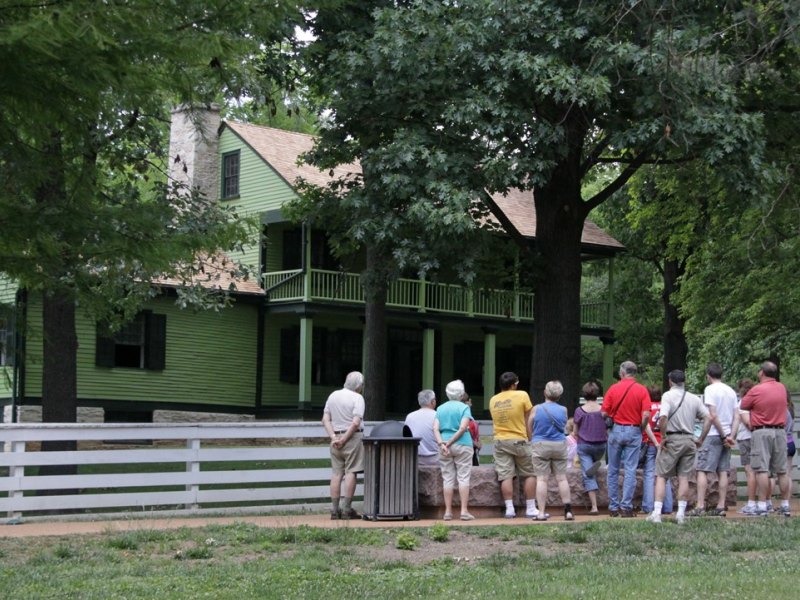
[1, 417, 797, 522]
[0, 422, 379, 522]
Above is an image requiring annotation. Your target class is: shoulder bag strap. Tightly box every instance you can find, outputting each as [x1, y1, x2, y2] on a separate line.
[666, 390, 687, 423]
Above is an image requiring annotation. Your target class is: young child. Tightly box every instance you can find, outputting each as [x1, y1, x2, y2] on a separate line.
[565, 418, 578, 469]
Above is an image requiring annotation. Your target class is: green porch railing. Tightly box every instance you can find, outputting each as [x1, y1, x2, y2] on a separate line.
[264, 268, 610, 327]
[581, 301, 610, 328]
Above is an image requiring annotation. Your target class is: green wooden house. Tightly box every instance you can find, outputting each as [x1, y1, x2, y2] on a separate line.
[0, 106, 623, 422]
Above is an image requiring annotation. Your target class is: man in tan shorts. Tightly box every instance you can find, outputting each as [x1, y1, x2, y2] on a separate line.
[489, 371, 539, 518]
[322, 371, 366, 520]
[646, 370, 712, 524]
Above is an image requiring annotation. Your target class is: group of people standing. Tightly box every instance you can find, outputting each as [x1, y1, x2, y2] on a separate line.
[321, 360, 794, 523]
[406, 371, 576, 521]
[603, 360, 794, 523]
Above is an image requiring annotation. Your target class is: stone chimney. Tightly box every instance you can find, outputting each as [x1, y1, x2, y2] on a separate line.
[168, 104, 221, 201]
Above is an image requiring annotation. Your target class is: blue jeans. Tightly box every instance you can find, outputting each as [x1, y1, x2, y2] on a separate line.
[641, 444, 673, 513]
[606, 424, 642, 511]
[577, 442, 606, 492]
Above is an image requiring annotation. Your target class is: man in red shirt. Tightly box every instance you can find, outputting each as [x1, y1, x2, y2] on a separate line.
[601, 361, 650, 517]
[739, 361, 791, 517]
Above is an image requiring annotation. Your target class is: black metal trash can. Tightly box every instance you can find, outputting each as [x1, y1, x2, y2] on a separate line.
[362, 420, 420, 521]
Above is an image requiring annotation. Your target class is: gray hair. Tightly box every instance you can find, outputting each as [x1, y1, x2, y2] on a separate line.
[619, 361, 638, 376]
[445, 379, 465, 402]
[544, 380, 564, 401]
[343, 371, 364, 392]
[418, 389, 436, 407]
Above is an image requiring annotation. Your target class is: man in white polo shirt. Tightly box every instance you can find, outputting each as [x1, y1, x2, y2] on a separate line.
[322, 371, 366, 520]
[405, 389, 440, 466]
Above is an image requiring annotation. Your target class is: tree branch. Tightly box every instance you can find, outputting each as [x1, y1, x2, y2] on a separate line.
[584, 144, 656, 211]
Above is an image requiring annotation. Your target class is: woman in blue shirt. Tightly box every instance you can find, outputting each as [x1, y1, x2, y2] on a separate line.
[434, 379, 475, 521]
[531, 380, 574, 521]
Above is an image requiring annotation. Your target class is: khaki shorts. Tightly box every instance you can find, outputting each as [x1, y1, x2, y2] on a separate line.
[330, 433, 364, 475]
[737, 438, 752, 467]
[655, 434, 696, 478]
[750, 428, 788, 474]
[439, 444, 473, 489]
[493, 439, 535, 481]
[531, 440, 568, 477]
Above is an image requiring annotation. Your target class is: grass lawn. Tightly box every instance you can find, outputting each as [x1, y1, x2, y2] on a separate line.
[1, 518, 797, 598]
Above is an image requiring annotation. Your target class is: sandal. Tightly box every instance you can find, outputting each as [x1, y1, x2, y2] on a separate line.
[534, 514, 549, 521]
[587, 509, 600, 516]
[443, 513, 453, 521]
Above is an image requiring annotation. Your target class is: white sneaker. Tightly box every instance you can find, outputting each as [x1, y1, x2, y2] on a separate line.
[675, 513, 686, 525]
[646, 513, 662, 523]
[504, 511, 516, 519]
[526, 507, 539, 518]
[738, 505, 758, 515]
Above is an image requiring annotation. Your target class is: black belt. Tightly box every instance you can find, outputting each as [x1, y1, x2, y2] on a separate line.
[666, 431, 693, 435]
[752, 425, 783, 430]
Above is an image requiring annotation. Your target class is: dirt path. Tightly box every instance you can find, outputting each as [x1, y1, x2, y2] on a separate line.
[4, 502, 796, 539]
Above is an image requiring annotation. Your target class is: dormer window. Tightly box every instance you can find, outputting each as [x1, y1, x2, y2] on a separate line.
[222, 150, 240, 199]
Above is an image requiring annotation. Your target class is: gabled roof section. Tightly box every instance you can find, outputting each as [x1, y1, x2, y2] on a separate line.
[489, 188, 625, 254]
[154, 253, 265, 297]
[222, 121, 357, 189]
[223, 121, 623, 253]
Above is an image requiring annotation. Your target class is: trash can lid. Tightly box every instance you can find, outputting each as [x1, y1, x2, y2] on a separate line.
[367, 420, 415, 439]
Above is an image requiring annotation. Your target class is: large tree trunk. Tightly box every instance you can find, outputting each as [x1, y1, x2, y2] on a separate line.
[40, 291, 78, 480]
[662, 258, 687, 388]
[530, 153, 586, 412]
[362, 244, 389, 420]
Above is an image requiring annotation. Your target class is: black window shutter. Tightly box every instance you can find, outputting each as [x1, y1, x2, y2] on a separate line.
[95, 323, 116, 368]
[144, 313, 167, 370]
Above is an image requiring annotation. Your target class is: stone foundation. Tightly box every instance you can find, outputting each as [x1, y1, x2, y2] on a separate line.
[418, 465, 738, 518]
[5, 406, 256, 424]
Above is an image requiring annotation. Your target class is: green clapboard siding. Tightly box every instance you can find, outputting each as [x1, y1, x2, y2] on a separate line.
[261, 313, 363, 409]
[23, 295, 259, 409]
[0, 275, 18, 304]
[219, 128, 298, 271]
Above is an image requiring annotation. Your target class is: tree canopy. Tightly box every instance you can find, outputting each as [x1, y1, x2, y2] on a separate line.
[290, 0, 796, 405]
[0, 1, 303, 425]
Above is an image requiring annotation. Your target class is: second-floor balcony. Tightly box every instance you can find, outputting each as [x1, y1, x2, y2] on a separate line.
[263, 268, 611, 329]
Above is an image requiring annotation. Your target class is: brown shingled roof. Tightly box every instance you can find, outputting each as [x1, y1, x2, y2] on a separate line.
[154, 253, 265, 297]
[489, 188, 625, 251]
[224, 121, 623, 252]
[223, 121, 357, 189]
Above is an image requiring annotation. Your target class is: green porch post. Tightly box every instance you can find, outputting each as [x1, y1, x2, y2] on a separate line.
[302, 223, 312, 302]
[422, 325, 435, 390]
[482, 328, 497, 413]
[601, 336, 615, 394]
[299, 315, 313, 410]
[607, 257, 616, 329]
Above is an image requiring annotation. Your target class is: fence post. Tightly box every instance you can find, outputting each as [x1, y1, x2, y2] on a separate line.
[185, 437, 200, 510]
[8, 440, 25, 520]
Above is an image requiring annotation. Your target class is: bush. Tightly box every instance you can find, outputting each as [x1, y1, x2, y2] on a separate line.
[395, 532, 418, 551]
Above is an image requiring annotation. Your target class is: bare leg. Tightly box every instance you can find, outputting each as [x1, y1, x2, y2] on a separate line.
[342, 472, 357, 499]
[777, 473, 792, 501]
[588, 490, 598, 512]
[443, 487, 454, 516]
[330, 474, 342, 504]
[523, 475, 537, 500]
[459, 485, 471, 516]
[716, 470, 728, 509]
[695, 471, 708, 508]
[756, 471, 770, 501]
[654, 476, 666, 503]
[535, 476, 548, 518]
[500, 478, 514, 501]
[745, 465, 756, 502]
[677, 476, 690, 502]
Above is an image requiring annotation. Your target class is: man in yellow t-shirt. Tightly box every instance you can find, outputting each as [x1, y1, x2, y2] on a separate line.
[489, 371, 539, 518]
